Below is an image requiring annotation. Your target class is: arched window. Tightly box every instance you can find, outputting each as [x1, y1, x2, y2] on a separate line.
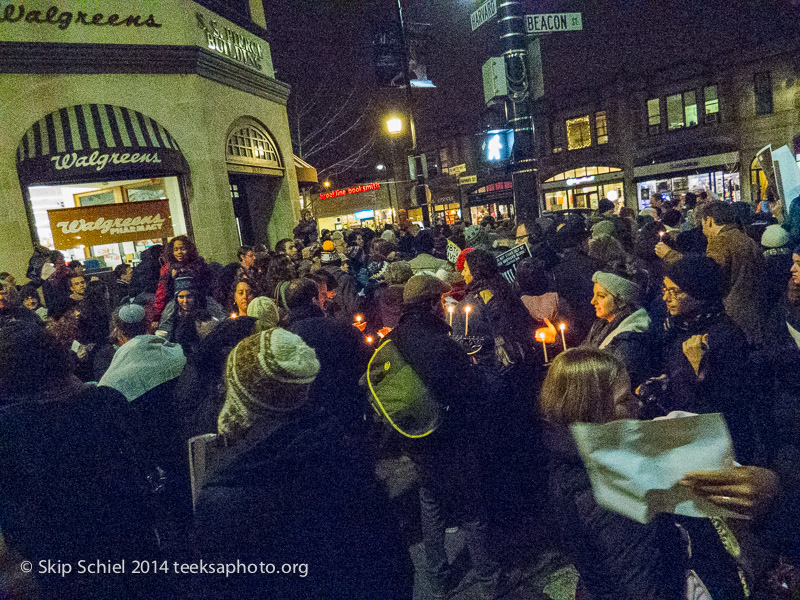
[226, 118, 283, 174]
[544, 166, 622, 183]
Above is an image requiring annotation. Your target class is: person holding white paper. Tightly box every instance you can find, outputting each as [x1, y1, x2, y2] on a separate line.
[539, 348, 757, 600]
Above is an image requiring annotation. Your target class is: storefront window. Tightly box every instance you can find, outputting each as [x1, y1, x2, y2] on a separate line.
[595, 111, 608, 144]
[647, 98, 661, 135]
[667, 94, 684, 130]
[544, 166, 622, 183]
[704, 85, 719, 123]
[637, 170, 740, 209]
[544, 183, 624, 212]
[566, 115, 591, 150]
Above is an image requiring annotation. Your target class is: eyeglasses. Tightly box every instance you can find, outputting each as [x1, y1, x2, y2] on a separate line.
[662, 286, 686, 299]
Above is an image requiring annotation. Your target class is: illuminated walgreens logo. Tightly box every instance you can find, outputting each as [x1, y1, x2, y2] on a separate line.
[0, 4, 162, 30]
[51, 151, 162, 172]
[56, 214, 167, 236]
[566, 175, 596, 186]
[320, 182, 380, 200]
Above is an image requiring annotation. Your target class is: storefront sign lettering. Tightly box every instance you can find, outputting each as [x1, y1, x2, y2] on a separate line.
[51, 150, 162, 172]
[0, 4, 162, 31]
[196, 13, 262, 70]
[320, 182, 380, 200]
[566, 175, 596, 186]
[55, 214, 167, 236]
[48, 200, 174, 249]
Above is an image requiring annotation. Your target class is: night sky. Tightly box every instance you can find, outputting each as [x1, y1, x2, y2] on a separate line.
[265, 0, 800, 185]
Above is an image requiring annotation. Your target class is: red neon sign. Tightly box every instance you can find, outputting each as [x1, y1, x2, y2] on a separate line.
[320, 182, 380, 200]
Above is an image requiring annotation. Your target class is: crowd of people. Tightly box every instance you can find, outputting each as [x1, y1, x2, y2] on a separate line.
[0, 194, 798, 599]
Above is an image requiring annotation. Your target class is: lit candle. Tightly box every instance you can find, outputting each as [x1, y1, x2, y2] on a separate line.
[539, 332, 549, 363]
[464, 305, 472, 337]
[559, 322, 567, 351]
[365, 335, 374, 344]
[355, 314, 363, 323]
[448, 305, 454, 327]
[659, 231, 665, 240]
[230, 312, 238, 319]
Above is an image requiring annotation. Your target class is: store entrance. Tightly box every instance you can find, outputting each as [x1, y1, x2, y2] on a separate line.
[227, 172, 281, 249]
[572, 191, 599, 209]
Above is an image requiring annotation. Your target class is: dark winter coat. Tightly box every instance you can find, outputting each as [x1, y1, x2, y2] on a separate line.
[287, 304, 371, 434]
[0, 382, 159, 599]
[550, 247, 598, 341]
[583, 308, 653, 387]
[660, 310, 759, 463]
[195, 410, 414, 599]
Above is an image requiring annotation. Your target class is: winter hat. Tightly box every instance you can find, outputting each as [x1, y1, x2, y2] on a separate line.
[381, 229, 397, 244]
[218, 328, 320, 439]
[592, 271, 642, 307]
[331, 231, 344, 242]
[321, 240, 335, 252]
[403, 273, 451, 304]
[173, 275, 195, 297]
[99, 335, 186, 402]
[761, 224, 789, 249]
[640, 207, 658, 220]
[247, 296, 280, 330]
[464, 225, 488, 248]
[118, 302, 146, 324]
[666, 255, 726, 307]
[597, 198, 615, 214]
[591, 219, 616, 240]
[385, 261, 413, 285]
[456, 248, 475, 272]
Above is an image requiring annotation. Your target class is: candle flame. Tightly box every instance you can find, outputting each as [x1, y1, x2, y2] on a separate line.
[230, 313, 238, 319]
[559, 323, 566, 331]
[366, 335, 374, 344]
[447, 305, 454, 314]
[355, 314, 363, 322]
[464, 305, 472, 313]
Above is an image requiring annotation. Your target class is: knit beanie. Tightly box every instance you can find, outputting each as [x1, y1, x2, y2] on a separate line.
[456, 247, 474, 272]
[592, 271, 642, 307]
[403, 273, 451, 304]
[666, 255, 726, 307]
[464, 225, 488, 248]
[118, 302, 146, 324]
[761, 224, 789, 249]
[218, 328, 320, 439]
[173, 275, 195, 297]
[247, 296, 280, 330]
[591, 219, 616, 240]
[381, 229, 396, 244]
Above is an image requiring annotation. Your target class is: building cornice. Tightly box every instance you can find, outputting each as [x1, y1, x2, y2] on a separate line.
[0, 42, 291, 105]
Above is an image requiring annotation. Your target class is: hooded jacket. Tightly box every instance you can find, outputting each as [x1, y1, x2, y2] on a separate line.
[584, 308, 653, 386]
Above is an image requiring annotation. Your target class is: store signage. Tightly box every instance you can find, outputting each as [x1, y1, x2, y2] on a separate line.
[48, 200, 173, 249]
[459, 175, 478, 185]
[320, 182, 380, 200]
[0, 4, 163, 30]
[50, 150, 162, 173]
[524, 13, 583, 34]
[566, 175, 596, 186]
[196, 12, 262, 71]
[449, 163, 467, 176]
[354, 209, 375, 220]
[471, 0, 496, 32]
[633, 151, 739, 179]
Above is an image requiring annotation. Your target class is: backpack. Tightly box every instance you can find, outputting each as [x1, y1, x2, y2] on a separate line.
[363, 338, 444, 438]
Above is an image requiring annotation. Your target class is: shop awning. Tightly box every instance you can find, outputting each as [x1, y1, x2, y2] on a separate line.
[16, 104, 189, 185]
[293, 154, 318, 184]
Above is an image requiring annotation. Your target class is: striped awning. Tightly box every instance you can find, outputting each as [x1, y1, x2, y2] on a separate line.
[16, 104, 189, 184]
[293, 154, 318, 184]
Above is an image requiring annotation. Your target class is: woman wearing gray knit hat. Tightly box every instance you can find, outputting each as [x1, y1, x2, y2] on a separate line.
[583, 265, 653, 386]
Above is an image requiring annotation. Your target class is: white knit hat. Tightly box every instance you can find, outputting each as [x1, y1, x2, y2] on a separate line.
[761, 224, 789, 248]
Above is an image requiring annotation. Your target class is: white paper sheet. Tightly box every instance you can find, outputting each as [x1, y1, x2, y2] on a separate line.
[571, 413, 746, 524]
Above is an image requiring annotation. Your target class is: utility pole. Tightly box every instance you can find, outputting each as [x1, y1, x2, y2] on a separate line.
[497, 0, 540, 221]
[396, 0, 430, 226]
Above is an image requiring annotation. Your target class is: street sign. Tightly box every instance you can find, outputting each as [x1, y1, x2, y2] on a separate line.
[471, 0, 497, 32]
[459, 175, 477, 185]
[525, 13, 582, 34]
[450, 163, 467, 176]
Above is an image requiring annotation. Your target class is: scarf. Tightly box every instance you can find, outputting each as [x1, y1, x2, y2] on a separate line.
[584, 308, 634, 348]
[663, 307, 725, 337]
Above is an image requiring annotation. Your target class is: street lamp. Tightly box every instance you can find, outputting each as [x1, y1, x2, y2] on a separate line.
[376, 164, 386, 171]
[386, 117, 403, 135]
[322, 180, 331, 188]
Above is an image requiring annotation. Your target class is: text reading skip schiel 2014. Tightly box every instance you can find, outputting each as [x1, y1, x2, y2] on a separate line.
[33, 559, 310, 578]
